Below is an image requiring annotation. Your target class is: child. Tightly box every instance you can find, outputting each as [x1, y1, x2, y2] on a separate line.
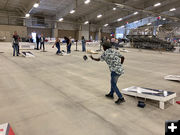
[53, 37, 61, 55]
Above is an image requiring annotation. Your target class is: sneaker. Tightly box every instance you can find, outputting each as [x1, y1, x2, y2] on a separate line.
[115, 98, 125, 104]
[105, 94, 114, 99]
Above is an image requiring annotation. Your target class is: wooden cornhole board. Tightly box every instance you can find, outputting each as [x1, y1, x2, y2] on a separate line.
[0, 123, 15, 135]
[19, 42, 35, 50]
[22, 52, 35, 57]
[122, 86, 176, 109]
[87, 50, 98, 54]
[164, 75, 180, 82]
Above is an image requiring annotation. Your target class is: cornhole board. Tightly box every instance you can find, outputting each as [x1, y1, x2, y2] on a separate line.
[87, 50, 98, 54]
[119, 49, 130, 53]
[0, 123, 15, 135]
[19, 42, 35, 50]
[22, 52, 35, 57]
[164, 75, 180, 82]
[122, 86, 176, 109]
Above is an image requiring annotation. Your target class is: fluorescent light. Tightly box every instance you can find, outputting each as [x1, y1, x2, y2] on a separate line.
[163, 18, 166, 20]
[117, 18, 122, 21]
[170, 8, 176, 11]
[147, 23, 152, 25]
[133, 12, 138, 15]
[154, 3, 161, 7]
[33, 3, 39, 8]
[25, 13, 30, 18]
[84, 0, 90, 4]
[59, 18, 64, 22]
[70, 10, 75, 14]
[113, 8, 116, 10]
[84, 21, 89, 24]
[104, 24, 108, 27]
[97, 14, 102, 18]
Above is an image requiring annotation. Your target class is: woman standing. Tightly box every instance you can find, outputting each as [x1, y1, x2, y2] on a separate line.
[53, 37, 61, 55]
[81, 36, 86, 52]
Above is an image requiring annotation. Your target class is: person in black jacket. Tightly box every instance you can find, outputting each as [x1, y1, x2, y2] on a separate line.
[12, 31, 20, 56]
[64, 36, 71, 54]
[40, 34, 45, 51]
[36, 35, 40, 50]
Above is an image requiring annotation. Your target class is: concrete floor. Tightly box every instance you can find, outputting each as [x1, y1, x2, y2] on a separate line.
[0, 42, 179, 135]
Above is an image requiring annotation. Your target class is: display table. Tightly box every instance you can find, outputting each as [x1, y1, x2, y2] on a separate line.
[122, 86, 176, 109]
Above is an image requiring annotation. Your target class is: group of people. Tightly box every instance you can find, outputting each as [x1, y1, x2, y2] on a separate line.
[36, 34, 46, 51]
[12, 31, 125, 105]
[52, 36, 86, 55]
[12, 31, 87, 56]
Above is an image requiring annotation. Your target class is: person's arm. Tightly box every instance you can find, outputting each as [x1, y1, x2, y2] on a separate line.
[121, 56, 125, 64]
[89, 55, 100, 61]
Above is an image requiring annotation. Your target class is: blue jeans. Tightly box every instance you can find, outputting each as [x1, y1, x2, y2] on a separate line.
[56, 45, 61, 54]
[82, 42, 86, 52]
[67, 43, 72, 53]
[13, 44, 19, 56]
[109, 71, 123, 99]
[40, 42, 45, 51]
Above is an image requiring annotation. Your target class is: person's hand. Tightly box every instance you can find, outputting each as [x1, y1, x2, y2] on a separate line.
[89, 55, 93, 60]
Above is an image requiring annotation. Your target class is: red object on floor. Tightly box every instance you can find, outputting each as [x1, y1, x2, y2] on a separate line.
[8, 127, 15, 135]
[0, 123, 15, 135]
[176, 101, 180, 104]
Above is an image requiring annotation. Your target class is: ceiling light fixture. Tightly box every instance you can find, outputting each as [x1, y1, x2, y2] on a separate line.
[117, 18, 122, 21]
[162, 18, 166, 20]
[33, 3, 39, 8]
[104, 24, 108, 27]
[84, 0, 91, 4]
[169, 8, 176, 11]
[59, 18, 64, 22]
[133, 12, 138, 15]
[84, 21, 89, 24]
[154, 3, 161, 7]
[97, 14, 102, 18]
[70, 10, 75, 14]
[113, 8, 117, 10]
[25, 13, 30, 18]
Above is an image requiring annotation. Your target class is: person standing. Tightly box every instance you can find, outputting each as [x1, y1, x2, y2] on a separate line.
[81, 36, 86, 52]
[53, 37, 61, 55]
[12, 31, 20, 56]
[89, 42, 125, 104]
[64, 36, 71, 54]
[40, 34, 45, 51]
[36, 35, 40, 50]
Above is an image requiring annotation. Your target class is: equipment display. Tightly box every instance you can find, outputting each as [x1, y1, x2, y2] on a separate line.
[127, 35, 174, 51]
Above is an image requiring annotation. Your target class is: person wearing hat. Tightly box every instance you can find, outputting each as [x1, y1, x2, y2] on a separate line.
[89, 42, 125, 104]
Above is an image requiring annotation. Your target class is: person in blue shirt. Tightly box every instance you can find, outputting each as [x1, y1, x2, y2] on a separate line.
[81, 36, 86, 52]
